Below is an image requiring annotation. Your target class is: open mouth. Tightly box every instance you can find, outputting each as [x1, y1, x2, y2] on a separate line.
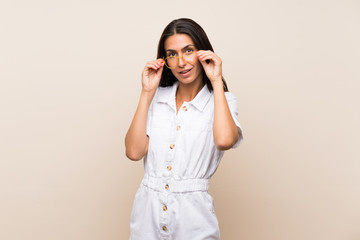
[179, 68, 192, 75]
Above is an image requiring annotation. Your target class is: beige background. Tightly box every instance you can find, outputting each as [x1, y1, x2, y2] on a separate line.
[1, 0, 359, 239]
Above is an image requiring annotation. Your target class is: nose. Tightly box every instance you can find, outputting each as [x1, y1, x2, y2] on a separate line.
[178, 56, 186, 67]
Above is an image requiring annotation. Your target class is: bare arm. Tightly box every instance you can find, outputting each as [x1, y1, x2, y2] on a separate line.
[125, 59, 164, 160]
[196, 50, 239, 150]
[125, 91, 154, 160]
[212, 81, 239, 150]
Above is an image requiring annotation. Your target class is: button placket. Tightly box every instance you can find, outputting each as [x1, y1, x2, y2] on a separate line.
[160, 182, 170, 237]
[165, 115, 177, 177]
[165, 140, 175, 178]
[160, 104, 188, 237]
[159, 191, 169, 237]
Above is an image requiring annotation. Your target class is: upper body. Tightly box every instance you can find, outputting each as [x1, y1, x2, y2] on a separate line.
[125, 19, 243, 164]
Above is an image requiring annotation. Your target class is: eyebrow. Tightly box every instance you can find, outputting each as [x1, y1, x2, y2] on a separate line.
[165, 44, 195, 52]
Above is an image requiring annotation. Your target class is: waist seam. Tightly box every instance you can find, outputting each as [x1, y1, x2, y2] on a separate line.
[141, 175, 210, 193]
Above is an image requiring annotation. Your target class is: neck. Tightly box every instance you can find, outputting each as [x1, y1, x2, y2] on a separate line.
[176, 80, 205, 102]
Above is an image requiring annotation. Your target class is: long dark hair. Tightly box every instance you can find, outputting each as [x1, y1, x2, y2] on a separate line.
[157, 18, 228, 92]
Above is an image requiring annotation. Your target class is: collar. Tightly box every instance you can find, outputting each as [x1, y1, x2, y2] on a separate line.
[155, 81, 212, 112]
[188, 83, 212, 112]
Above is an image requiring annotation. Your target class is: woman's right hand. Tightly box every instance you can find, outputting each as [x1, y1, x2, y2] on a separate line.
[141, 58, 165, 93]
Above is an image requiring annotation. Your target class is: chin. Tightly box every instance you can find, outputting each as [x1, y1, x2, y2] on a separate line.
[176, 76, 196, 85]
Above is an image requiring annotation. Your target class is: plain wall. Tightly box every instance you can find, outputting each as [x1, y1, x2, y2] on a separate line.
[1, 0, 359, 239]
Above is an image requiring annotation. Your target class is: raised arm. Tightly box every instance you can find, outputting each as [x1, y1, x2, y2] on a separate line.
[196, 50, 239, 150]
[212, 81, 239, 150]
[125, 59, 164, 160]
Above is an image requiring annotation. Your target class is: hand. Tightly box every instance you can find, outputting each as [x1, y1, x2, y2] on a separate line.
[196, 50, 223, 83]
[141, 58, 165, 93]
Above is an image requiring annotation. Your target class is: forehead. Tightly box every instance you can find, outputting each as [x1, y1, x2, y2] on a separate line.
[164, 34, 195, 51]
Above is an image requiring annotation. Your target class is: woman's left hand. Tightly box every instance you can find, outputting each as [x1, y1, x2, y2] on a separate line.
[196, 50, 223, 83]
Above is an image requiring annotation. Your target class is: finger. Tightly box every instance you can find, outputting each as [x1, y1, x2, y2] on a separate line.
[151, 59, 165, 68]
[152, 59, 164, 69]
[197, 52, 220, 64]
[146, 61, 161, 71]
[196, 51, 212, 59]
[157, 63, 164, 77]
[145, 64, 157, 71]
[196, 50, 214, 57]
[196, 55, 210, 69]
[196, 50, 211, 54]
[156, 58, 165, 65]
[197, 53, 215, 63]
[197, 50, 215, 59]
[196, 50, 220, 59]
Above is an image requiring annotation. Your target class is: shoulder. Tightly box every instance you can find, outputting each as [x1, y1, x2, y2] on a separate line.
[224, 91, 237, 102]
[151, 84, 175, 104]
[224, 91, 239, 113]
[156, 85, 173, 96]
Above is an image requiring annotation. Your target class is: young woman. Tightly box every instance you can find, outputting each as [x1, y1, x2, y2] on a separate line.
[125, 18, 244, 240]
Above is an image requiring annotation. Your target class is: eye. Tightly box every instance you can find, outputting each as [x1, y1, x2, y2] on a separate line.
[185, 48, 194, 53]
[167, 52, 177, 57]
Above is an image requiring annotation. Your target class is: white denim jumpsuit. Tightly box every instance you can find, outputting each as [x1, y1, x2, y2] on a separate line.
[129, 81, 243, 240]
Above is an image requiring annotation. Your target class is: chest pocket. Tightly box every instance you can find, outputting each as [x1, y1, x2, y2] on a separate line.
[186, 117, 213, 132]
[151, 116, 174, 131]
[150, 103, 175, 131]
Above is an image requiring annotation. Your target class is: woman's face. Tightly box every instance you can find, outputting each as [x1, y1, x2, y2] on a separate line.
[164, 34, 203, 86]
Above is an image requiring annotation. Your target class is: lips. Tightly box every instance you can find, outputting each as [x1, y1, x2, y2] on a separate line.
[179, 68, 192, 75]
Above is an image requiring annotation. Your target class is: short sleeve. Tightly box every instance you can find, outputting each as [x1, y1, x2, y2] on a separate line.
[225, 92, 244, 148]
[146, 89, 158, 137]
[146, 99, 154, 137]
